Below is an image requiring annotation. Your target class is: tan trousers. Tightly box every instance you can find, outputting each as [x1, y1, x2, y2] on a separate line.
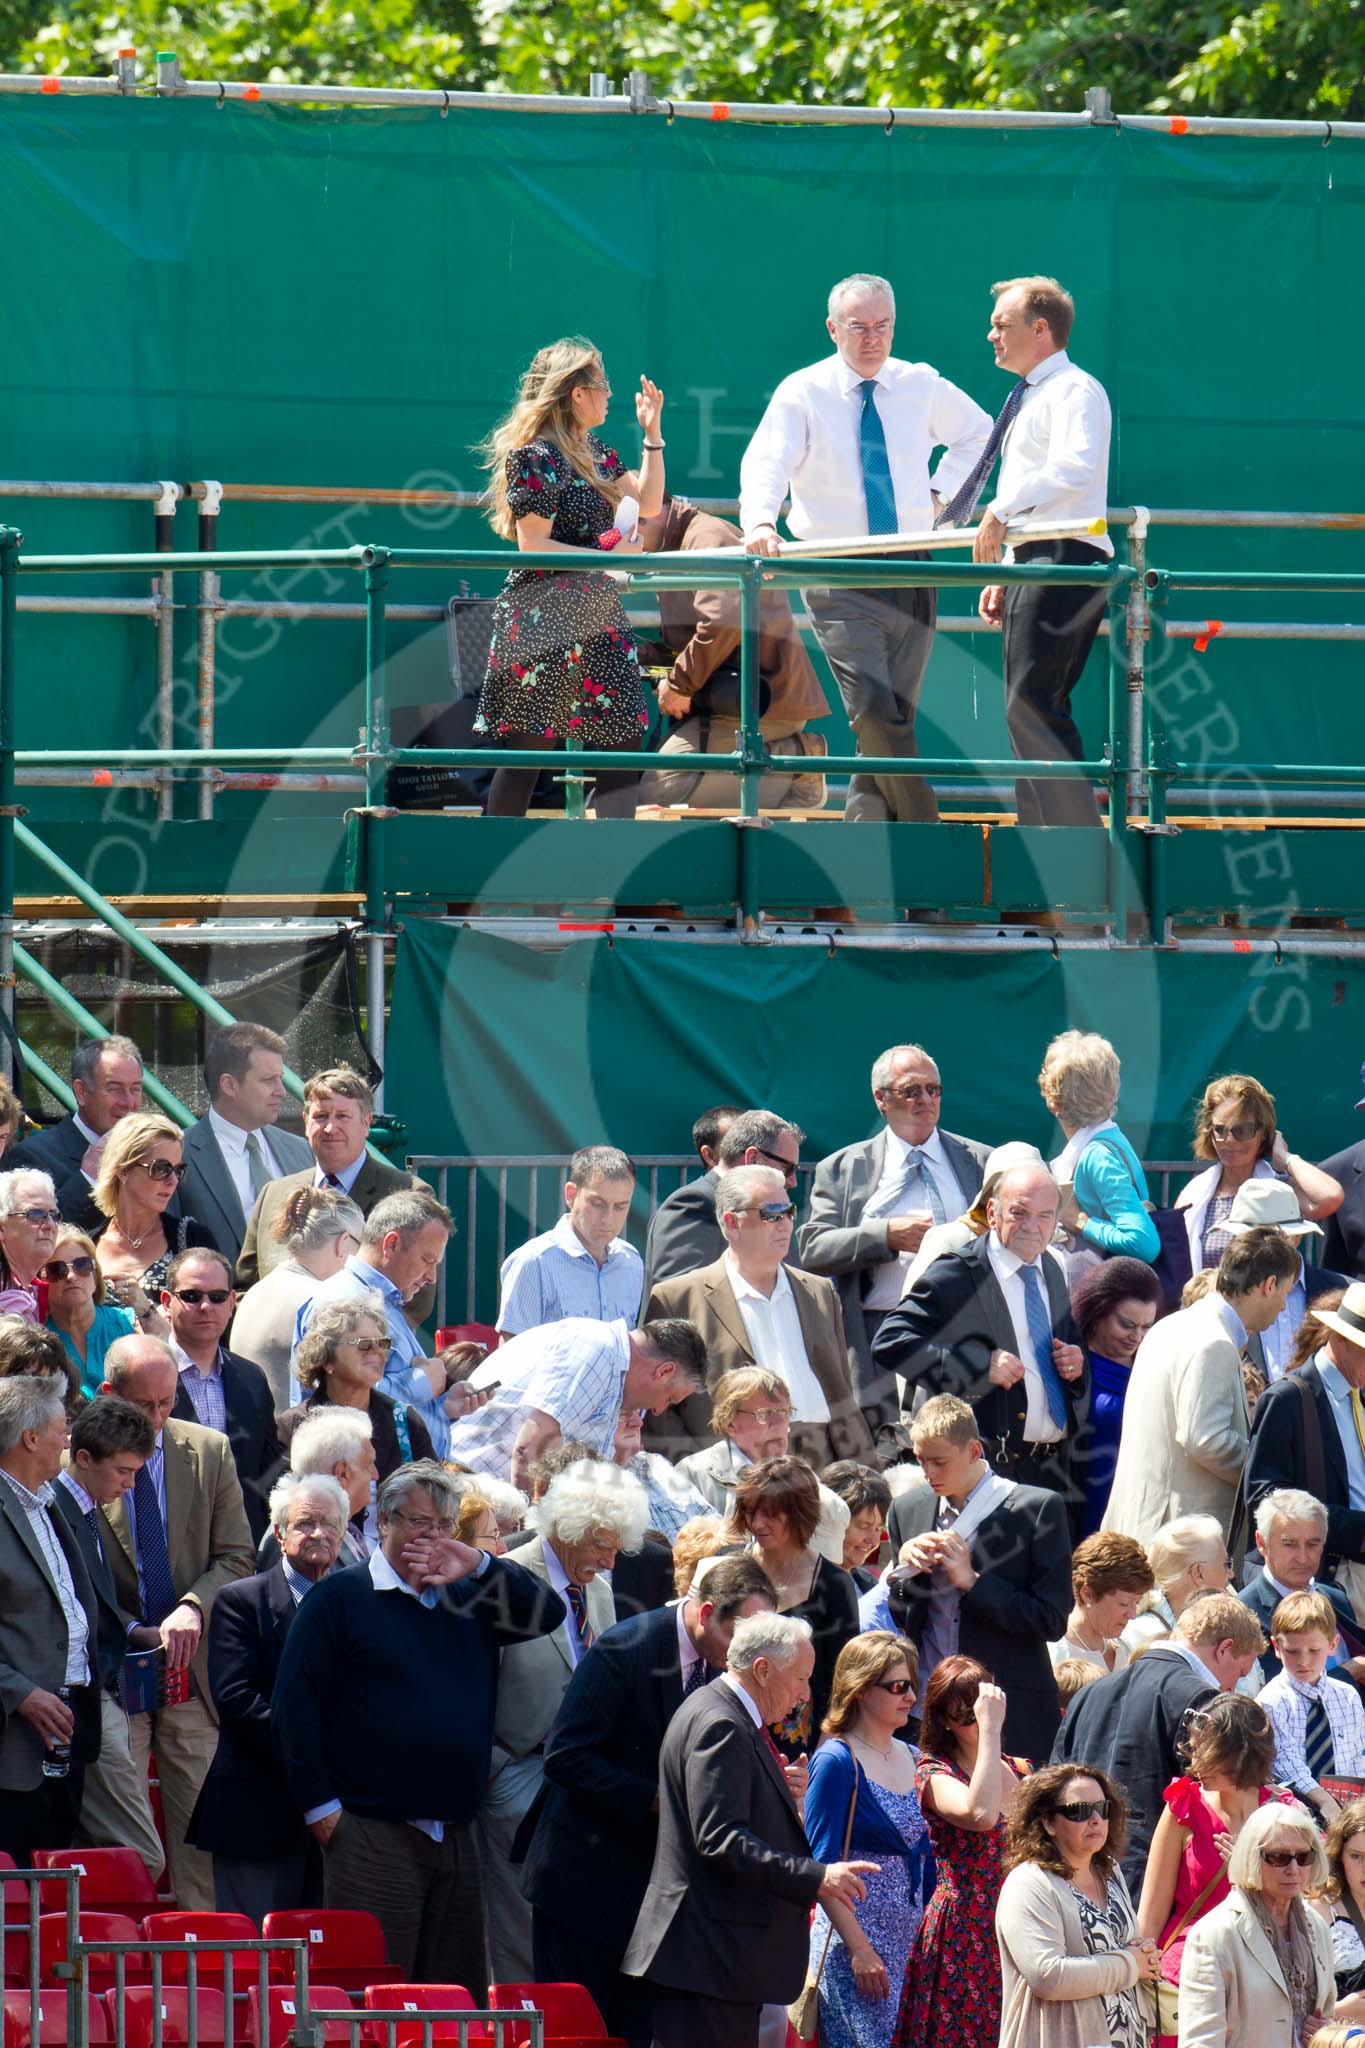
[128, 1695, 218, 1909]
[76, 1691, 166, 1884]
[639, 717, 825, 810]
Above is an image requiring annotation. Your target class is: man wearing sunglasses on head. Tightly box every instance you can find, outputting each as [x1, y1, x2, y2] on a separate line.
[164, 1248, 282, 1548]
[642, 1164, 875, 1470]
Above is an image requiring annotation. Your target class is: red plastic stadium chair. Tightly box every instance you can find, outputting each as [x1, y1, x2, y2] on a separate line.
[33, 1850, 160, 1919]
[37, 1913, 148, 1993]
[362, 1982, 493, 2045]
[435, 1324, 500, 1356]
[262, 1912, 402, 1993]
[105, 1986, 227, 2047]
[4, 1988, 110, 2046]
[139, 1912, 265, 1988]
[248, 1983, 356, 2048]
[0, 1856, 33, 1988]
[488, 1983, 617, 2046]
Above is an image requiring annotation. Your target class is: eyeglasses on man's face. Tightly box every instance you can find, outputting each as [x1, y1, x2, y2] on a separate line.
[838, 319, 893, 339]
[389, 1508, 456, 1536]
[754, 1146, 799, 1183]
[736, 1405, 792, 1427]
[879, 1083, 943, 1103]
[171, 1288, 231, 1307]
[15, 1207, 60, 1226]
[752, 1201, 796, 1224]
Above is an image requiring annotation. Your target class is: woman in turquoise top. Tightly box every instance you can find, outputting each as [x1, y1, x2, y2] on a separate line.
[1038, 1031, 1161, 1266]
[43, 1224, 136, 1396]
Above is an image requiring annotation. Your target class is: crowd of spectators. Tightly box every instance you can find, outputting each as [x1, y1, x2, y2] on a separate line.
[3, 1021, 1365, 2048]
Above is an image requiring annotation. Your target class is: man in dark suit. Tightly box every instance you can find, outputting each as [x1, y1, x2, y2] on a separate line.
[1239, 1486, 1360, 1684]
[622, 1609, 875, 2048]
[187, 1471, 349, 1922]
[642, 1165, 875, 1468]
[164, 1248, 284, 1546]
[180, 1023, 314, 1264]
[0, 1376, 104, 1860]
[875, 1393, 1070, 1765]
[873, 1163, 1088, 1509]
[641, 1110, 801, 1298]
[799, 1042, 990, 1436]
[522, 1553, 776, 2047]
[7, 1034, 144, 1182]
[53, 1394, 163, 1881]
[1245, 1282, 1365, 1594]
[1052, 1591, 1264, 1891]
[235, 1066, 416, 1289]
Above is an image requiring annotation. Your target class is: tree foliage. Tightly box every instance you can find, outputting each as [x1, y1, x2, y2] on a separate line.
[8, 0, 1363, 117]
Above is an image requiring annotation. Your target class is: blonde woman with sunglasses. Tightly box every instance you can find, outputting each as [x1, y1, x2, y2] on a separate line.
[90, 1111, 218, 1311]
[42, 1223, 138, 1394]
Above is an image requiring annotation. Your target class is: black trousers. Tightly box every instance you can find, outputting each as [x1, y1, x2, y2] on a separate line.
[1001, 539, 1107, 826]
[649, 1984, 761, 2048]
[485, 730, 640, 819]
[533, 1910, 651, 2048]
[0, 1766, 84, 1864]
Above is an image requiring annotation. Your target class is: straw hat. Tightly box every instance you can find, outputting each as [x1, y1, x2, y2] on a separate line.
[1310, 1281, 1365, 1346]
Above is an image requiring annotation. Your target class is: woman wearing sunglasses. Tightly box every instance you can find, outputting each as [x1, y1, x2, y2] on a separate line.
[0, 1165, 61, 1319]
[804, 1631, 934, 2048]
[89, 1111, 218, 1314]
[1178, 1801, 1334, 2047]
[42, 1224, 138, 1396]
[278, 1292, 434, 1484]
[997, 1762, 1159, 2048]
[1177, 1074, 1340, 1274]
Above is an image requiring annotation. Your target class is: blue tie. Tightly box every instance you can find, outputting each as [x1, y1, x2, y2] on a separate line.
[935, 378, 1029, 529]
[1019, 1264, 1068, 1431]
[131, 1463, 179, 1627]
[897, 1148, 947, 1224]
[858, 381, 898, 536]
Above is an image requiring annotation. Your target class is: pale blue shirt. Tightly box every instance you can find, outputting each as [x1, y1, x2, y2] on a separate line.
[497, 1213, 643, 1336]
[1261, 1257, 1307, 1382]
[1318, 1353, 1365, 1510]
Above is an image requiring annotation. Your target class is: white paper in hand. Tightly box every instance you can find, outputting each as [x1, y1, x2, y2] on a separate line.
[615, 495, 639, 541]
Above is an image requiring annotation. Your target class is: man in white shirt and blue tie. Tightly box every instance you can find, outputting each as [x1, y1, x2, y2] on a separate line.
[740, 272, 991, 823]
[968, 274, 1113, 826]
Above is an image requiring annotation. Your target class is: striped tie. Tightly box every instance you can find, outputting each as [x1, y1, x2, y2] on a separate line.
[565, 1581, 593, 1654]
[934, 379, 1029, 529]
[1305, 1692, 1336, 1781]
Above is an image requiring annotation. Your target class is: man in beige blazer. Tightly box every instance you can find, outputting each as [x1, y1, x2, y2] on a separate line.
[643, 1165, 876, 1468]
[1102, 1227, 1299, 1547]
[93, 1336, 255, 1910]
[478, 1462, 648, 1983]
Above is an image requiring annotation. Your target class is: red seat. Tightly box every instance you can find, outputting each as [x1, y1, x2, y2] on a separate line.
[104, 1986, 226, 2047]
[362, 1982, 492, 2045]
[1, 1856, 35, 1989]
[435, 1323, 499, 1356]
[33, 1850, 159, 1918]
[37, 1913, 148, 1992]
[4, 1988, 110, 2046]
[261, 1912, 402, 1993]
[488, 1984, 613, 2045]
[248, 1983, 355, 2048]
[139, 1912, 269, 1989]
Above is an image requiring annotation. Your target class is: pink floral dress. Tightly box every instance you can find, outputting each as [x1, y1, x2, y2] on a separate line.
[476, 436, 648, 744]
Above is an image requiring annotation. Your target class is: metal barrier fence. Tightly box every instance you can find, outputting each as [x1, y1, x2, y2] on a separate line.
[408, 1151, 1201, 1325]
[309, 2009, 542, 2048]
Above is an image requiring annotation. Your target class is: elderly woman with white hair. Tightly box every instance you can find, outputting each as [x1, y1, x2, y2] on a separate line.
[1122, 1515, 1233, 1655]
[230, 1186, 364, 1408]
[186, 1470, 349, 1923]
[480, 1457, 650, 1981]
[1038, 1030, 1160, 1271]
[1177, 1799, 1334, 2047]
[0, 1166, 61, 1320]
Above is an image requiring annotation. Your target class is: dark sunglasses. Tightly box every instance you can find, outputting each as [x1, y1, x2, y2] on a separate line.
[1210, 1120, 1260, 1144]
[881, 1082, 943, 1102]
[347, 1336, 393, 1355]
[137, 1159, 188, 1183]
[755, 1201, 796, 1223]
[873, 1678, 915, 1696]
[1261, 1847, 1314, 1869]
[1053, 1799, 1110, 1823]
[754, 1146, 798, 1181]
[42, 1256, 95, 1280]
[171, 1287, 231, 1306]
[17, 1207, 60, 1226]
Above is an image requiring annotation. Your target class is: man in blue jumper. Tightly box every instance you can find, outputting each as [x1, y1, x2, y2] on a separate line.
[272, 1459, 565, 1993]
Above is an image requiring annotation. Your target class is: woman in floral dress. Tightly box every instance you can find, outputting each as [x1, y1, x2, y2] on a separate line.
[476, 335, 665, 816]
[892, 1655, 1028, 2048]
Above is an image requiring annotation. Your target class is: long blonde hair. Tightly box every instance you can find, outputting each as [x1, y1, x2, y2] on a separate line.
[479, 336, 623, 540]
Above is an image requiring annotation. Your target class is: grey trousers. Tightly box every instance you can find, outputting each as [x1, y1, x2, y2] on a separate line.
[475, 1752, 541, 1985]
[805, 580, 939, 821]
[213, 1835, 322, 1927]
[76, 1690, 165, 1883]
[323, 1809, 487, 1996]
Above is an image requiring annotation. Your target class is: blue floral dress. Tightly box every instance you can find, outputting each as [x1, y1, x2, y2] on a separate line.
[476, 435, 649, 744]
[812, 1776, 932, 2048]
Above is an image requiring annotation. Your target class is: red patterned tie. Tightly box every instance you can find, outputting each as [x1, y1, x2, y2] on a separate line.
[760, 1723, 795, 1801]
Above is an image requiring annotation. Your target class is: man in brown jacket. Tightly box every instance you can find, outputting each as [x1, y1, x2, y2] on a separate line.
[637, 499, 829, 810]
[642, 1165, 875, 1469]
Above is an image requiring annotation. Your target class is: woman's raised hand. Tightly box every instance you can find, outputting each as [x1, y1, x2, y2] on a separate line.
[636, 376, 665, 436]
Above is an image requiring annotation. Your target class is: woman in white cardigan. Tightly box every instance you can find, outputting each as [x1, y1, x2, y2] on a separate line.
[997, 1763, 1160, 2048]
[1178, 1800, 1335, 2047]
[1176, 1072, 1339, 1274]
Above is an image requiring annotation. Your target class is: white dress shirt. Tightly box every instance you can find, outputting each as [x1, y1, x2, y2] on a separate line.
[721, 1671, 764, 1728]
[985, 1233, 1064, 1444]
[989, 349, 1113, 558]
[740, 352, 991, 541]
[724, 1256, 830, 1423]
[207, 1106, 283, 1221]
[862, 1128, 968, 1311]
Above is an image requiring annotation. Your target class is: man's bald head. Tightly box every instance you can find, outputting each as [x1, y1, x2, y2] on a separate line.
[102, 1334, 179, 1431]
[987, 1163, 1060, 1263]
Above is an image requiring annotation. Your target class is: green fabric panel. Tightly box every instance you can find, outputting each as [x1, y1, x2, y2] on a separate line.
[0, 100, 1356, 835]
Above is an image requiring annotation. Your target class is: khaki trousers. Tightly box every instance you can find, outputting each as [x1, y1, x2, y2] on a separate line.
[76, 1691, 166, 1884]
[128, 1696, 218, 1909]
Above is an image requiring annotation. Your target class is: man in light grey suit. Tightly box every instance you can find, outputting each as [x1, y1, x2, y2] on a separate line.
[797, 1043, 989, 1438]
[180, 1024, 313, 1264]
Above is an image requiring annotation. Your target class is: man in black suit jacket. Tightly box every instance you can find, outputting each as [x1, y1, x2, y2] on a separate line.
[180, 1025, 315, 1263]
[187, 1473, 349, 1923]
[640, 1111, 801, 1298]
[880, 1394, 1071, 1766]
[8, 1035, 144, 1181]
[521, 1555, 776, 2048]
[1052, 1592, 1264, 1892]
[798, 1042, 990, 1434]
[1244, 1285, 1365, 1586]
[622, 1610, 874, 2048]
[873, 1164, 1089, 1511]
[163, 1249, 284, 1545]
